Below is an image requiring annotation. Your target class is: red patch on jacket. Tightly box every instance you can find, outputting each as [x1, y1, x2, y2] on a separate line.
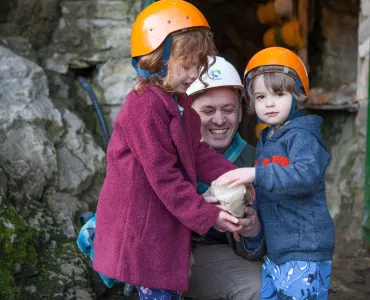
[262, 158, 271, 166]
[272, 155, 290, 167]
[255, 155, 290, 167]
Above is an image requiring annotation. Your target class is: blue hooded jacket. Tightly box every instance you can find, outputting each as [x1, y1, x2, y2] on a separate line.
[254, 115, 335, 264]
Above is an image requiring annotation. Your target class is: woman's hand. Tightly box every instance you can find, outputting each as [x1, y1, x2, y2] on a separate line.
[213, 211, 243, 233]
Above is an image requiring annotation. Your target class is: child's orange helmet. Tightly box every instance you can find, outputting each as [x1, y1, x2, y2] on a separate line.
[244, 47, 309, 95]
[131, 0, 210, 58]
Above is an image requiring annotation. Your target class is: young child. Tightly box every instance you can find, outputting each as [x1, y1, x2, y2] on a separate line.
[93, 1, 243, 299]
[217, 47, 335, 299]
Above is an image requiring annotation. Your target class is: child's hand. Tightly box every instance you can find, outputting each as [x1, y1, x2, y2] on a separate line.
[214, 211, 243, 233]
[216, 168, 256, 188]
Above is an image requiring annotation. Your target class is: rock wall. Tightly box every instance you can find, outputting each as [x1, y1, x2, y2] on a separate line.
[0, 0, 140, 298]
[0, 0, 61, 49]
[40, 0, 139, 73]
[308, 0, 367, 255]
[312, 110, 358, 230]
[316, 0, 359, 90]
[0, 44, 105, 299]
[0, 0, 140, 146]
[75, 58, 138, 145]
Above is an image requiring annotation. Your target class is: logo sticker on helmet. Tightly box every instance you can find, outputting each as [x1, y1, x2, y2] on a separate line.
[210, 69, 222, 80]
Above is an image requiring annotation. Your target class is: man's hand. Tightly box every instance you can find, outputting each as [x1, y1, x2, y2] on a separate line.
[233, 206, 261, 242]
[214, 211, 243, 233]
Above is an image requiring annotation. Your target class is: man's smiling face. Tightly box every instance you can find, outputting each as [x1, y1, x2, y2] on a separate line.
[192, 87, 242, 154]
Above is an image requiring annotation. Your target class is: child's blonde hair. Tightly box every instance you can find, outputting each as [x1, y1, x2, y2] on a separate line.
[134, 28, 216, 93]
[247, 69, 308, 114]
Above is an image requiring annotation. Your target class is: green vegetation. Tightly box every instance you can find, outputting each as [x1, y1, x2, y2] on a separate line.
[0, 204, 38, 300]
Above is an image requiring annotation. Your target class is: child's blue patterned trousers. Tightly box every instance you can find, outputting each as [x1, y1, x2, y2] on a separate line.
[137, 286, 181, 300]
[261, 257, 332, 300]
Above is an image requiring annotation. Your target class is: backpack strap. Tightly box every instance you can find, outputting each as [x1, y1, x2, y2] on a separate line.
[79, 212, 95, 226]
[86, 228, 95, 249]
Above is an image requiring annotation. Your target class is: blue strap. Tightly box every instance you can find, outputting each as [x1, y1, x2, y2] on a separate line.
[157, 35, 172, 78]
[132, 35, 173, 79]
[87, 228, 95, 249]
[79, 212, 94, 226]
[131, 58, 153, 78]
[285, 78, 305, 122]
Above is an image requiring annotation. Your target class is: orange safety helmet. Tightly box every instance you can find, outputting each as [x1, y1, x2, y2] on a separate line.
[131, 0, 210, 58]
[244, 47, 309, 95]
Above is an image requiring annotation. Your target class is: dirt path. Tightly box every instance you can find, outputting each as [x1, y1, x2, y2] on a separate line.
[329, 246, 370, 300]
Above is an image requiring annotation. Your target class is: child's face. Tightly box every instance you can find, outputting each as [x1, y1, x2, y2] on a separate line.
[252, 75, 293, 125]
[168, 58, 200, 94]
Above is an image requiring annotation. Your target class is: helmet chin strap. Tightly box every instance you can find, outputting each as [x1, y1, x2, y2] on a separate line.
[260, 78, 305, 134]
[132, 35, 183, 122]
[132, 35, 173, 79]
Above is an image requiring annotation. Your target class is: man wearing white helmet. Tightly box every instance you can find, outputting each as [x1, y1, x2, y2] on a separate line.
[185, 56, 264, 300]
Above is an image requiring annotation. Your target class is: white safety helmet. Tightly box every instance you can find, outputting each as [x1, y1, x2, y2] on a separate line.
[186, 56, 244, 97]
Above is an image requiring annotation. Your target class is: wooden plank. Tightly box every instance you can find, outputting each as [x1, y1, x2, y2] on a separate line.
[356, 56, 369, 105]
[359, 37, 370, 59]
[306, 103, 359, 112]
[357, 10, 369, 106]
[359, 16, 370, 44]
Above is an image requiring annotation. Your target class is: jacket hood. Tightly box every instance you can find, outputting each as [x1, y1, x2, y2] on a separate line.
[261, 115, 327, 150]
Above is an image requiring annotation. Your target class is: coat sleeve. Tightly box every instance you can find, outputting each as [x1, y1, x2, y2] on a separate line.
[195, 141, 237, 185]
[121, 93, 220, 235]
[236, 237, 266, 261]
[225, 232, 266, 261]
[225, 195, 266, 261]
[255, 131, 330, 196]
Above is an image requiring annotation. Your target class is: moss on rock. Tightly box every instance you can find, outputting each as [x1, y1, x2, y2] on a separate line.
[0, 204, 39, 299]
[0, 266, 24, 300]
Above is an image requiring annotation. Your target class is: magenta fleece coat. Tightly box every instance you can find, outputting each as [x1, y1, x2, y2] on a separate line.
[93, 83, 236, 292]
